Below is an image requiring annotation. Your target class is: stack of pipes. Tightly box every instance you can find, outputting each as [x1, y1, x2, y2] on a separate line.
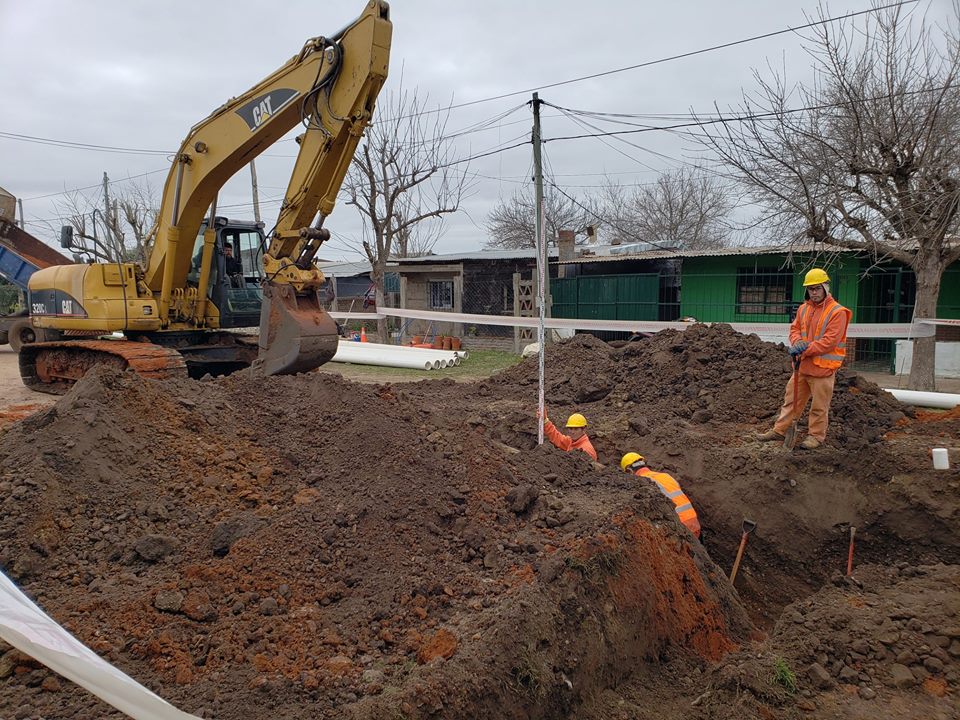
[332, 340, 467, 371]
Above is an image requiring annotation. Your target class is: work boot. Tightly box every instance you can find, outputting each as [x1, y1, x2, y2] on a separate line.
[799, 436, 822, 450]
[753, 430, 784, 442]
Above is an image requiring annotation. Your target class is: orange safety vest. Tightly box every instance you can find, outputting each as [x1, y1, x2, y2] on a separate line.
[635, 467, 701, 538]
[543, 420, 598, 461]
[796, 297, 852, 370]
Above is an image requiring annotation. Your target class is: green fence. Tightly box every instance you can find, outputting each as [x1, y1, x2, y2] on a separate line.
[552, 273, 660, 322]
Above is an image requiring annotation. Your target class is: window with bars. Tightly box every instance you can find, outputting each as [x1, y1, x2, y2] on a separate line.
[429, 280, 454, 310]
[736, 267, 790, 315]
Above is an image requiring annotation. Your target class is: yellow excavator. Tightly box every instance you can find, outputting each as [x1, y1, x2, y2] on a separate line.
[20, 0, 390, 393]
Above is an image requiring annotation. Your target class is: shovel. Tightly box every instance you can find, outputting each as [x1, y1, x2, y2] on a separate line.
[783, 356, 802, 450]
[729, 518, 757, 587]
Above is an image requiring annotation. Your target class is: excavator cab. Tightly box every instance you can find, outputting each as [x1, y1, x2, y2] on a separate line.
[189, 218, 265, 329]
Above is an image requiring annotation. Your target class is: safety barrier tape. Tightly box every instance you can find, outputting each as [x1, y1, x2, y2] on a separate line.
[917, 318, 960, 326]
[330, 308, 937, 338]
[0, 570, 200, 720]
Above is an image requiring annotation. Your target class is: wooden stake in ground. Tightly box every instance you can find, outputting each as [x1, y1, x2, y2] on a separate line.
[846, 526, 856, 576]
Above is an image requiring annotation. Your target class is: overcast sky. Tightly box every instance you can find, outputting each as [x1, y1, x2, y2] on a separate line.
[2, 0, 955, 261]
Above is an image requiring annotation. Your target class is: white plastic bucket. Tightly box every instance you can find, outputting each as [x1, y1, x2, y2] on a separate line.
[932, 448, 950, 470]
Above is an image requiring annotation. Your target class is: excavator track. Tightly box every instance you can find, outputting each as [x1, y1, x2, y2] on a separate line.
[19, 340, 188, 395]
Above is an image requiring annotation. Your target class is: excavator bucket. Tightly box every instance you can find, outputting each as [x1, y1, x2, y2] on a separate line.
[253, 283, 339, 376]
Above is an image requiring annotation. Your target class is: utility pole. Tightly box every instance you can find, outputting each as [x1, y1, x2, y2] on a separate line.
[101, 172, 121, 260]
[249, 159, 262, 224]
[532, 92, 546, 446]
[16, 198, 24, 229]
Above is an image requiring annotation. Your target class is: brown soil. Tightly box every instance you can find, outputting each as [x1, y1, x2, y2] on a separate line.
[0, 324, 957, 719]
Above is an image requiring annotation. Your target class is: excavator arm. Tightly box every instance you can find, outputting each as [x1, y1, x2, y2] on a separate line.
[146, 0, 391, 373]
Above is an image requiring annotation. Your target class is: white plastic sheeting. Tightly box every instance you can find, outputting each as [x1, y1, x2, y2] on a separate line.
[0, 570, 200, 720]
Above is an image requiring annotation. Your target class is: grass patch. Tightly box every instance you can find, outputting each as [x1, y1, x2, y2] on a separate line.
[509, 646, 548, 699]
[773, 657, 797, 695]
[327, 349, 521, 380]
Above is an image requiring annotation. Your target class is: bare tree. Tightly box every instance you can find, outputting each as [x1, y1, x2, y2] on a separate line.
[485, 187, 595, 249]
[699, 3, 960, 390]
[114, 180, 159, 265]
[600, 169, 733, 249]
[53, 178, 158, 264]
[392, 192, 444, 258]
[344, 88, 470, 341]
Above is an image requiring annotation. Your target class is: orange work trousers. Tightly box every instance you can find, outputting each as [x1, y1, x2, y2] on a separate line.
[772, 372, 837, 442]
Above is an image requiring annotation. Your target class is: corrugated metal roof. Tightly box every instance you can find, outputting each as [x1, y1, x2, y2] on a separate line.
[316, 260, 372, 277]
[389, 247, 559, 264]
[553, 242, 858, 265]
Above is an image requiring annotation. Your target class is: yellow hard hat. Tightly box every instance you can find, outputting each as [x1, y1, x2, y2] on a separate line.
[620, 452, 644, 471]
[565, 413, 587, 428]
[803, 268, 830, 286]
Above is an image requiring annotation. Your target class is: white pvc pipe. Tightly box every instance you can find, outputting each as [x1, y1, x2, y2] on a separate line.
[333, 343, 436, 371]
[345, 340, 465, 363]
[884, 388, 960, 410]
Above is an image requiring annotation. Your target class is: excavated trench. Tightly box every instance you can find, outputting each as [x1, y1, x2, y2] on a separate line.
[0, 324, 957, 719]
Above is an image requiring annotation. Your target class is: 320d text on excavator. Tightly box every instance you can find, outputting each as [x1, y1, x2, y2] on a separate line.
[19, 0, 391, 394]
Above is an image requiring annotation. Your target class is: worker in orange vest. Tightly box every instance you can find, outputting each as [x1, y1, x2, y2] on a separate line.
[621, 453, 701, 538]
[540, 411, 598, 461]
[754, 268, 852, 449]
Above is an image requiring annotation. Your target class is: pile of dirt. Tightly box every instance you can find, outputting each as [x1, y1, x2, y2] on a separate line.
[691, 563, 960, 719]
[489, 324, 905, 451]
[1, 324, 958, 719]
[0, 367, 750, 719]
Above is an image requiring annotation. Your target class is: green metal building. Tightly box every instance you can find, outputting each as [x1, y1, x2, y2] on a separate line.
[550, 244, 960, 370]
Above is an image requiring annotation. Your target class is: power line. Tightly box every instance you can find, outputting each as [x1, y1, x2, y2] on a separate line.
[541, 83, 953, 142]
[388, 1, 918, 120]
[22, 168, 169, 201]
[436, 139, 531, 169]
[546, 177, 677, 253]
[0, 130, 173, 156]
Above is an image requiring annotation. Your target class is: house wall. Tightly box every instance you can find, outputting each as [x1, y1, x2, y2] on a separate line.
[397, 265, 462, 339]
[679, 255, 861, 322]
[395, 259, 540, 342]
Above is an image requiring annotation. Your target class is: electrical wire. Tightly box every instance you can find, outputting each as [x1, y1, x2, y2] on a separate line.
[435, 139, 530, 170]
[541, 84, 954, 142]
[22, 168, 169, 201]
[0, 130, 173, 156]
[384, 0, 919, 121]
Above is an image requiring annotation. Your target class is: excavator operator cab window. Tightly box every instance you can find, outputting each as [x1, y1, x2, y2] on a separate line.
[223, 229, 266, 285]
[219, 227, 265, 316]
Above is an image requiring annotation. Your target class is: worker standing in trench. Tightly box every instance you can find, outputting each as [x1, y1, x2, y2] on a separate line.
[620, 453, 702, 539]
[753, 268, 852, 450]
[539, 411, 598, 461]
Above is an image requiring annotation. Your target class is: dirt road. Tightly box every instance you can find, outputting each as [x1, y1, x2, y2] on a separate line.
[0, 347, 55, 428]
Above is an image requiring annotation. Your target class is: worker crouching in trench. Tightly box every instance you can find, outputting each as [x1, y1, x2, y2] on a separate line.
[621, 453, 702, 539]
[539, 411, 598, 461]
